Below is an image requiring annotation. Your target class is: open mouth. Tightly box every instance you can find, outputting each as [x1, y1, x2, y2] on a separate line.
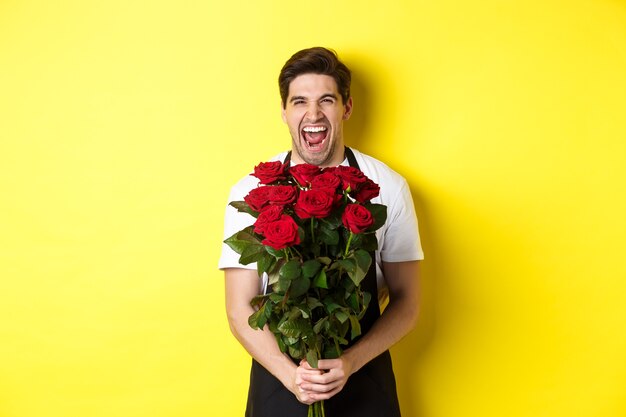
[302, 126, 328, 150]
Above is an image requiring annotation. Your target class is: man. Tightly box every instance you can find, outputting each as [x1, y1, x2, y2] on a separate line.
[219, 47, 424, 417]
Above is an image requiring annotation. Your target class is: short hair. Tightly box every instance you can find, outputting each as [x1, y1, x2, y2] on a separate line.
[278, 47, 351, 108]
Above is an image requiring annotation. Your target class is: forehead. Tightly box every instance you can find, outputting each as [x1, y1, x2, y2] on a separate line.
[287, 73, 339, 99]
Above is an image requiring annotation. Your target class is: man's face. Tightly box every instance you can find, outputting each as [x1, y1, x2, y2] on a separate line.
[281, 73, 352, 167]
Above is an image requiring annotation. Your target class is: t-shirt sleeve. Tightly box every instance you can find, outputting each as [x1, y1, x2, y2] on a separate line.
[379, 179, 424, 263]
[218, 183, 257, 270]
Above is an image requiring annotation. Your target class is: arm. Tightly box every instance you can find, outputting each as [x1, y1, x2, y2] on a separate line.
[224, 267, 322, 404]
[296, 260, 421, 400]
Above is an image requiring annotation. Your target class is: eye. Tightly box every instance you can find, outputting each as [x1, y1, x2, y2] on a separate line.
[321, 98, 334, 104]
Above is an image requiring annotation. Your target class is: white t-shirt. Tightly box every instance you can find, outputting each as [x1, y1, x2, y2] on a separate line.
[218, 148, 424, 294]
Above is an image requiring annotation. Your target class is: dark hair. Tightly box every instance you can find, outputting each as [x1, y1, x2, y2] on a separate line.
[278, 47, 351, 108]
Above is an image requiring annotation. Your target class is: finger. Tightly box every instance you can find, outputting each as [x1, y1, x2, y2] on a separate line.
[300, 379, 343, 394]
[300, 366, 347, 384]
[316, 359, 341, 370]
[307, 384, 344, 401]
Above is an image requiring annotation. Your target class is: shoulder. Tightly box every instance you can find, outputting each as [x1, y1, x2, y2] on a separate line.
[350, 148, 409, 193]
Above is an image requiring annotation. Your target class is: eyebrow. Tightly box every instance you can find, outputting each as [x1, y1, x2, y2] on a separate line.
[289, 93, 338, 103]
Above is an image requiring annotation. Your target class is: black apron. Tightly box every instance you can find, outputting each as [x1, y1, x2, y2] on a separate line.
[245, 147, 401, 417]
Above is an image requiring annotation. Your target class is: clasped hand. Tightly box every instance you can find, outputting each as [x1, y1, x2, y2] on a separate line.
[293, 357, 353, 405]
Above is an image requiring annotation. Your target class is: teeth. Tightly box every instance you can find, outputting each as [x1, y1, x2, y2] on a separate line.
[303, 126, 327, 133]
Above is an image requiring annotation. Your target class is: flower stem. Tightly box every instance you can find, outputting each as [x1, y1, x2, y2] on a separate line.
[310, 217, 315, 244]
[291, 246, 303, 258]
[344, 232, 354, 257]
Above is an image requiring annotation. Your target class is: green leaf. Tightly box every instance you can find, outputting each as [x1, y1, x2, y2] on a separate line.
[337, 259, 356, 273]
[285, 336, 299, 346]
[239, 243, 266, 265]
[269, 293, 283, 303]
[250, 294, 268, 308]
[317, 257, 332, 265]
[321, 211, 342, 229]
[307, 297, 324, 311]
[280, 259, 302, 280]
[306, 349, 319, 369]
[267, 259, 285, 286]
[276, 335, 287, 352]
[346, 292, 359, 311]
[257, 252, 275, 275]
[359, 233, 379, 252]
[313, 317, 328, 334]
[362, 291, 372, 310]
[224, 232, 250, 255]
[290, 276, 310, 298]
[276, 274, 291, 292]
[365, 203, 387, 232]
[334, 310, 349, 323]
[297, 306, 311, 319]
[229, 200, 259, 218]
[266, 246, 287, 259]
[349, 249, 371, 286]
[319, 227, 339, 245]
[312, 269, 328, 289]
[288, 345, 304, 360]
[248, 305, 266, 330]
[323, 344, 341, 359]
[278, 318, 307, 338]
[349, 315, 362, 340]
[323, 298, 341, 313]
[223, 229, 256, 256]
[256, 305, 268, 329]
[301, 259, 321, 278]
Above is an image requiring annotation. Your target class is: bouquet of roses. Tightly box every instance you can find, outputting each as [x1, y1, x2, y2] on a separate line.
[225, 159, 387, 417]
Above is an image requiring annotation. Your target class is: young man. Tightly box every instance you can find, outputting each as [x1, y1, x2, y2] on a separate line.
[219, 47, 424, 417]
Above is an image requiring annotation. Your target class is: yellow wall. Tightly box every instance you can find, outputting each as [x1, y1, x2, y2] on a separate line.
[1, 1, 625, 416]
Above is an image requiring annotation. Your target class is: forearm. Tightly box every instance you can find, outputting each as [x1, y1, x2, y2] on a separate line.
[343, 289, 419, 372]
[227, 302, 298, 390]
[343, 260, 421, 373]
[224, 268, 298, 393]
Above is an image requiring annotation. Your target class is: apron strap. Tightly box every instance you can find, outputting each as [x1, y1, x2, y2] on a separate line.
[283, 147, 360, 170]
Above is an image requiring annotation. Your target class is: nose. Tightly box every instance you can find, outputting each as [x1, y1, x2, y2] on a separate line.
[305, 102, 322, 121]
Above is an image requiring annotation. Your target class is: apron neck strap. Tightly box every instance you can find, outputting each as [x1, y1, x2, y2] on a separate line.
[283, 147, 360, 170]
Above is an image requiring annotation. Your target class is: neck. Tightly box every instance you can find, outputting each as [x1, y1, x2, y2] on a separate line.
[290, 146, 347, 168]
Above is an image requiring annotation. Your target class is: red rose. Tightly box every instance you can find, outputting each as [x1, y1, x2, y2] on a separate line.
[342, 204, 374, 234]
[294, 189, 335, 219]
[261, 215, 301, 250]
[244, 186, 272, 212]
[269, 185, 297, 206]
[251, 161, 288, 184]
[254, 205, 283, 235]
[290, 164, 321, 186]
[310, 171, 341, 192]
[353, 179, 380, 203]
[334, 166, 369, 192]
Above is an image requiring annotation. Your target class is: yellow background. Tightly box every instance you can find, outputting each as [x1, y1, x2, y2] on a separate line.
[1, 1, 625, 416]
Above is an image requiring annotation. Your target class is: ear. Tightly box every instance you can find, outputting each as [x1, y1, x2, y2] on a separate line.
[281, 101, 287, 123]
[342, 97, 353, 120]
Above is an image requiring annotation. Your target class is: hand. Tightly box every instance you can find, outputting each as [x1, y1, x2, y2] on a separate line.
[291, 361, 323, 405]
[295, 357, 354, 402]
